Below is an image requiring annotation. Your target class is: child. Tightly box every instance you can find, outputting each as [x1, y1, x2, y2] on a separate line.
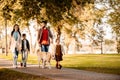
[21, 34, 30, 67]
[55, 39, 65, 69]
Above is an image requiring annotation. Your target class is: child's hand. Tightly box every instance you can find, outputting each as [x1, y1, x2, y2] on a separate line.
[63, 53, 65, 55]
[27, 49, 30, 53]
[9, 46, 10, 49]
[18, 47, 22, 51]
[52, 55, 55, 60]
[51, 39, 53, 43]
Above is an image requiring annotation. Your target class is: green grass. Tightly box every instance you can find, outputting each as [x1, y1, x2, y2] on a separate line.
[0, 53, 120, 75]
[61, 54, 120, 75]
[0, 68, 52, 80]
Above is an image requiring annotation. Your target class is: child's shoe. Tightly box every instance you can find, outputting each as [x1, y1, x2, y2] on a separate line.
[13, 65, 17, 68]
[20, 62, 23, 67]
[24, 63, 26, 67]
[56, 63, 58, 69]
[58, 64, 62, 69]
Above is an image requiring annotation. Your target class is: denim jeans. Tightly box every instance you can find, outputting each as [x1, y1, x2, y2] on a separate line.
[21, 50, 28, 66]
[41, 45, 49, 52]
[13, 48, 19, 66]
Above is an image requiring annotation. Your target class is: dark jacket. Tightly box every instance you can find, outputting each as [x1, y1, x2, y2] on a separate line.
[21, 39, 30, 51]
[37, 27, 53, 45]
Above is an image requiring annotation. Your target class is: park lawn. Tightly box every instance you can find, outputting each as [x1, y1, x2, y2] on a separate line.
[61, 54, 120, 75]
[0, 53, 120, 75]
[0, 68, 52, 80]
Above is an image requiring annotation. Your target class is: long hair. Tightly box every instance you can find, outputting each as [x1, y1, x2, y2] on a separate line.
[11, 24, 21, 36]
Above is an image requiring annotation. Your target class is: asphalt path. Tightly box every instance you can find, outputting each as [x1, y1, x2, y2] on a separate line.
[0, 58, 120, 80]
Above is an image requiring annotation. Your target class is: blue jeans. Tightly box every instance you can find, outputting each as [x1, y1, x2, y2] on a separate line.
[41, 45, 49, 52]
[13, 48, 19, 66]
[21, 50, 28, 66]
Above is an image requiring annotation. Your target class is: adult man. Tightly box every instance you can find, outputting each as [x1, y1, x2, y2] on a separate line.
[37, 20, 53, 53]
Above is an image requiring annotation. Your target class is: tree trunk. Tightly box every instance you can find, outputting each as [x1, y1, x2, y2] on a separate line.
[34, 22, 40, 53]
[5, 17, 8, 56]
[56, 26, 61, 40]
[27, 26, 33, 54]
[66, 44, 69, 54]
[101, 40, 103, 54]
[91, 45, 94, 53]
[116, 37, 120, 54]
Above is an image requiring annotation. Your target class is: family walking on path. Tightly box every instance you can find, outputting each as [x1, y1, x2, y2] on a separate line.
[1, 21, 120, 80]
[9, 20, 65, 69]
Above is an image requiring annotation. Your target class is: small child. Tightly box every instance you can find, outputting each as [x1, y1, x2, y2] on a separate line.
[55, 39, 65, 69]
[21, 34, 30, 67]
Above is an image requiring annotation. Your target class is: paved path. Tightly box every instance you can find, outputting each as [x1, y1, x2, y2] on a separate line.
[0, 58, 120, 80]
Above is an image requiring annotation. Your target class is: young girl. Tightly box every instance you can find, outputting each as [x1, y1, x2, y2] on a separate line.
[55, 39, 65, 69]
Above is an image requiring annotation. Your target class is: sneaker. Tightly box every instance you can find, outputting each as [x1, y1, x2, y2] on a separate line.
[13, 65, 17, 68]
[24, 63, 26, 67]
[48, 65, 51, 69]
[58, 64, 62, 69]
[56, 63, 58, 69]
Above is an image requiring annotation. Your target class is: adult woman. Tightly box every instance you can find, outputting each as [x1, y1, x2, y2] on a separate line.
[9, 24, 21, 68]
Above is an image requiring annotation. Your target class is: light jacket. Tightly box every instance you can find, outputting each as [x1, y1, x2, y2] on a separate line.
[9, 32, 21, 52]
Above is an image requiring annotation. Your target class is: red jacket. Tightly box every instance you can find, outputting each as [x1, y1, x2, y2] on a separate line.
[37, 27, 53, 45]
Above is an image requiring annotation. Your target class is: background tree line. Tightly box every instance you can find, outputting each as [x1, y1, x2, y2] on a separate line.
[0, 0, 119, 54]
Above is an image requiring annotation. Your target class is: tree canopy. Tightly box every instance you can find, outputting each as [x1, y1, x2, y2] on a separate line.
[0, 0, 94, 26]
[0, 0, 119, 54]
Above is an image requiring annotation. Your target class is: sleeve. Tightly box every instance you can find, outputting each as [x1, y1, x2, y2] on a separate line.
[37, 29, 41, 41]
[17, 34, 22, 51]
[49, 29, 53, 39]
[27, 40, 30, 51]
[19, 36, 22, 50]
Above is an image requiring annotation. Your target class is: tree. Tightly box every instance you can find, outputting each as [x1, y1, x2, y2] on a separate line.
[0, 0, 15, 55]
[0, 0, 96, 54]
[18, 0, 95, 53]
[108, 0, 120, 54]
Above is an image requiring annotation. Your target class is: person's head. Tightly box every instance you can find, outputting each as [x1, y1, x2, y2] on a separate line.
[56, 39, 60, 44]
[41, 20, 47, 27]
[22, 34, 26, 39]
[14, 24, 20, 31]
[11, 24, 21, 36]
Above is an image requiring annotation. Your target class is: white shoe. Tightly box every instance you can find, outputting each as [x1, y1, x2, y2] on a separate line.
[41, 65, 45, 69]
[13, 65, 17, 68]
[48, 66, 51, 69]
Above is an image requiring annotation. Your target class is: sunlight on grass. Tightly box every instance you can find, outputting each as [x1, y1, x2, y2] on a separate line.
[61, 54, 120, 75]
[0, 53, 120, 75]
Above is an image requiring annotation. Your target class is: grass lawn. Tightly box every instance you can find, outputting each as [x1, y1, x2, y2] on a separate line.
[62, 54, 120, 75]
[0, 68, 52, 80]
[0, 53, 120, 75]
